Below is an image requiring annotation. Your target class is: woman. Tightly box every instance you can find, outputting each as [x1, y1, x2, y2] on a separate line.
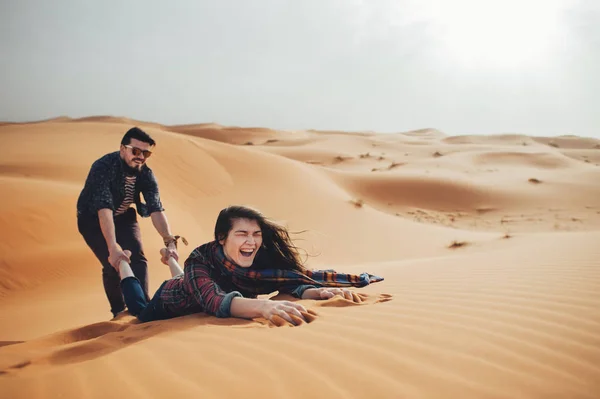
[117, 205, 383, 325]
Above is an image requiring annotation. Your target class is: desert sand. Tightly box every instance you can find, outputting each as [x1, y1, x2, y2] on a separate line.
[1, 117, 599, 398]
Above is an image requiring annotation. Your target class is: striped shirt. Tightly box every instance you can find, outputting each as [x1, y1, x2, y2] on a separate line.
[76, 152, 164, 220]
[114, 175, 137, 216]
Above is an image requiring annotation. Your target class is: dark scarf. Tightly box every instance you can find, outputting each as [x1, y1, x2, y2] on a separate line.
[199, 241, 384, 295]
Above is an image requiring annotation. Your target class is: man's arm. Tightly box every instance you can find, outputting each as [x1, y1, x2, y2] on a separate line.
[98, 208, 129, 269]
[150, 211, 179, 262]
[85, 159, 125, 269]
[141, 168, 178, 262]
[150, 211, 172, 239]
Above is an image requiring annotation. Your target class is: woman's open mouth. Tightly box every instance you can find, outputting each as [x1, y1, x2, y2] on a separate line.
[240, 249, 255, 258]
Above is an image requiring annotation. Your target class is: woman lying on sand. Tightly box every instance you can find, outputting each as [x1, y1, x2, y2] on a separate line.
[116, 205, 383, 325]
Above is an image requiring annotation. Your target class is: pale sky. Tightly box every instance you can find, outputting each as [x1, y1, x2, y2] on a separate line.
[1, 0, 598, 138]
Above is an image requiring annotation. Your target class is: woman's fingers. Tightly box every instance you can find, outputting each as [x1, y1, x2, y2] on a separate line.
[278, 304, 308, 325]
[287, 301, 308, 314]
[301, 310, 318, 322]
[268, 302, 315, 327]
[320, 289, 335, 299]
[283, 305, 307, 323]
[277, 309, 295, 325]
[289, 313, 306, 326]
[320, 288, 360, 301]
[270, 314, 288, 327]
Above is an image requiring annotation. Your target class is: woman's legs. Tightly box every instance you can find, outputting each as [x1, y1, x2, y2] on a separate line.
[118, 259, 172, 322]
[116, 209, 150, 302]
[117, 259, 148, 317]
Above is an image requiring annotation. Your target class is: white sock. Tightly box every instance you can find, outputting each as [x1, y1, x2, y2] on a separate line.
[118, 260, 135, 280]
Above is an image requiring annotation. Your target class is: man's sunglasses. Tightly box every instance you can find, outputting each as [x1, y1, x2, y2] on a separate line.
[124, 145, 152, 159]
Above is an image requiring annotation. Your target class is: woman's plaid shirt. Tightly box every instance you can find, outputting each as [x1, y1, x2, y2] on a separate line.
[157, 242, 315, 318]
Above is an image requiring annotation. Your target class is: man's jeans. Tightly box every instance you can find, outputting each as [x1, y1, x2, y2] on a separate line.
[77, 208, 150, 317]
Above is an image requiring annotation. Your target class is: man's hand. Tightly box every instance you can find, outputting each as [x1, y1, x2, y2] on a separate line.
[108, 244, 130, 270]
[160, 244, 179, 265]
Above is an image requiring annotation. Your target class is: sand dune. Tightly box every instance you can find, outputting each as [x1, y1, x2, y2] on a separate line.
[325, 171, 511, 212]
[471, 150, 581, 169]
[443, 133, 534, 145]
[1, 118, 599, 398]
[532, 135, 600, 150]
[167, 123, 308, 146]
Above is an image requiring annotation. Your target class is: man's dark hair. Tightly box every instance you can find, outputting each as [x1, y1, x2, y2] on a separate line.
[121, 127, 156, 146]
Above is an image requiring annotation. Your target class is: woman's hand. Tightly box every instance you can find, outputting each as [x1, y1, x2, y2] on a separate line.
[230, 297, 317, 327]
[261, 300, 308, 326]
[303, 287, 365, 303]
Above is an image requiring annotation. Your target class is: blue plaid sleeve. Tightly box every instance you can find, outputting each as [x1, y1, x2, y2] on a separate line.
[282, 284, 317, 298]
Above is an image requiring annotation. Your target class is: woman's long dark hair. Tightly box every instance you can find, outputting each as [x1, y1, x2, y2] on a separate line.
[214, 205, 306, 271]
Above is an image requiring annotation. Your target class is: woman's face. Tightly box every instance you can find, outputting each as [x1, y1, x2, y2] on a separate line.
[219, 218, 263, 268]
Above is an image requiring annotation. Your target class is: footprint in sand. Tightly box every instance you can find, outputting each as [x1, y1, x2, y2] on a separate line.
[260, 293, 394, 327]
[263, 294, 393, 328]
[316, 293, 393, 307]
[0, 360, 31, 374]
[376, 293, 394, 303]
[0, 294, 396, 372]
[53, 321, 130, 345]
[0, 321, 161, 374]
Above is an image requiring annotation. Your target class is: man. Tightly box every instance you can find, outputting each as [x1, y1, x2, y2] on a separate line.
[77, 126, 180, 318]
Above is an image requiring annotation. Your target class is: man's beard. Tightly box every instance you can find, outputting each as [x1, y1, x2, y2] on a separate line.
[121, 158, 143, 176]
